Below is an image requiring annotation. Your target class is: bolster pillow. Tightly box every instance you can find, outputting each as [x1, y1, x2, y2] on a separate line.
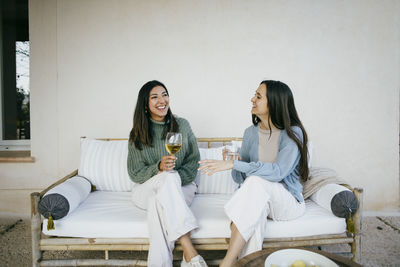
[310, 183, 358, 218]
[38, 176, 91, 230]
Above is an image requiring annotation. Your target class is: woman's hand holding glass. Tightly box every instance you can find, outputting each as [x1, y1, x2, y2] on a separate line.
[199, 145, 241, 175]
[198, 148, 242, 175]
[159, 155, 177, 172]
[163, 132, 182, 172]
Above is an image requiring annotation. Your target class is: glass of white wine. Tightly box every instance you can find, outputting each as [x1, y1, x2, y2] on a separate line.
[165, 132, 182, 172]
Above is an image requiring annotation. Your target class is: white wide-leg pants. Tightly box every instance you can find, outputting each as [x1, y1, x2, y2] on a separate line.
[131, 172, 198, 267]
[224, 176, 305, 258]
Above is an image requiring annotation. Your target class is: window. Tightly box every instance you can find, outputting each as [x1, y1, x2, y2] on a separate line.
[0, 0, 30, 152]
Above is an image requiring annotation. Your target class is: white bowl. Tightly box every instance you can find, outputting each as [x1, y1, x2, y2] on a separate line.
[264, 249, 339, 267]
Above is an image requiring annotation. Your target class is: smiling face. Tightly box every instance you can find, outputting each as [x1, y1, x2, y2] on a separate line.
[148, 85, 169, 122]
[251, 83, 269, 118]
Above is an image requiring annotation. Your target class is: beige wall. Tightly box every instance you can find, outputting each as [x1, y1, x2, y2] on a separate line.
[0, 0, 399, 214]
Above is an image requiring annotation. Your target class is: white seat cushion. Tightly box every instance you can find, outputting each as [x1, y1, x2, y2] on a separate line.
[43, 192, 346, 239]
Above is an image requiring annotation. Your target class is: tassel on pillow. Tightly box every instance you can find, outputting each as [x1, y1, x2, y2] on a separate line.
[346, 212, 355, 234]
[47, 213, 55, 231]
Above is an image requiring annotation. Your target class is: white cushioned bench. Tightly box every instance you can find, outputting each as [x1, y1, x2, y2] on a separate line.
[31, 137, 363, 267]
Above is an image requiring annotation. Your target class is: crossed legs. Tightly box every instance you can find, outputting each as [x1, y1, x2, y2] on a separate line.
[132, 172, 199, 267]
[221, 176, 306, 266]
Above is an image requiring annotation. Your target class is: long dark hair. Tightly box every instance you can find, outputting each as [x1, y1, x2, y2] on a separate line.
[252, 80, 309, 181]
[129, 80, 179, 150]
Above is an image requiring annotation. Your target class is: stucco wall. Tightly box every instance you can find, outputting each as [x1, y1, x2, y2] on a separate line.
[0, 0, 399, 214]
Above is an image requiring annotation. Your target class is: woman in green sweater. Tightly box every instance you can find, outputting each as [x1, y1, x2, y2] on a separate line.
[127, 80, 206, 267]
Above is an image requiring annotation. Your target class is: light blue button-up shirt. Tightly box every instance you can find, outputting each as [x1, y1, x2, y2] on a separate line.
[232, 124, 305, 203]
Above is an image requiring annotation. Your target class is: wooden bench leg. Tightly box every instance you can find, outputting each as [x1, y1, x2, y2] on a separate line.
[31, 192, 42, 267]
[351, 188, 363, 263]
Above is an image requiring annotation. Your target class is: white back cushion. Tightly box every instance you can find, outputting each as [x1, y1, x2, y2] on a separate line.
[78, 138, 134, 192]
[195, 147, 239, 194]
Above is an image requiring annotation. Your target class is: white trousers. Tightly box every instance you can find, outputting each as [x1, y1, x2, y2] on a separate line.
[131, 172, 198, 267]
[224, 176, 305, 258]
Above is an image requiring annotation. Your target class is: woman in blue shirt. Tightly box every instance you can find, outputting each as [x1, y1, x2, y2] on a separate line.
[199, 80, 309, 266]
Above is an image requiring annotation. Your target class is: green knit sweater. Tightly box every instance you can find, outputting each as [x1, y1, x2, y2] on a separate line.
[127, 116, 200, 186]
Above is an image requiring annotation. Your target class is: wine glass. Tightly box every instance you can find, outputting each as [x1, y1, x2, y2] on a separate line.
[165, 132, 182, 172]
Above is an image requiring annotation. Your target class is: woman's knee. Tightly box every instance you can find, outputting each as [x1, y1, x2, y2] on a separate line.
[243, 176, 277, 189]
[163, 172, 181, 187]
[233, 176, 265, 198]
[242, 176, 265, 188]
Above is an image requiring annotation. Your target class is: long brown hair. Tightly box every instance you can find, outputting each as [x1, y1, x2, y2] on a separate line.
[129, 80, 179, 150]
[252, 80, 309, 181]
